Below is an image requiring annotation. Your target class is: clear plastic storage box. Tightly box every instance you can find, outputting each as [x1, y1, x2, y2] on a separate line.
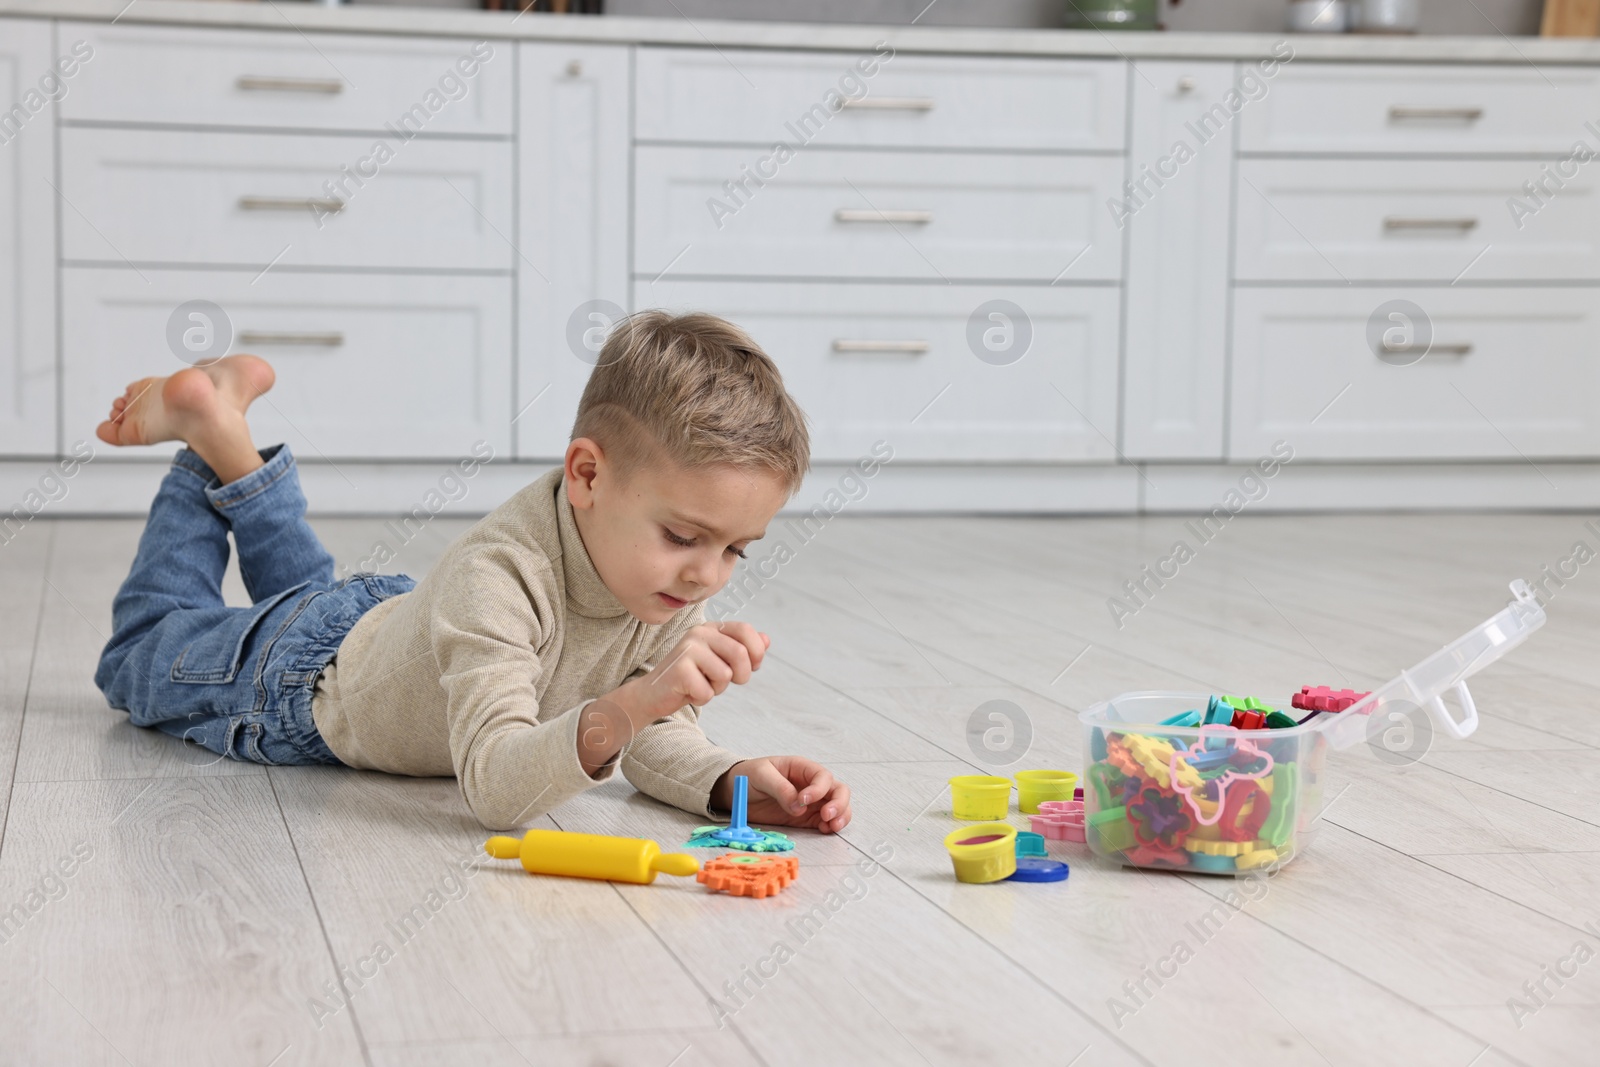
[1077, 581, 1546, 875]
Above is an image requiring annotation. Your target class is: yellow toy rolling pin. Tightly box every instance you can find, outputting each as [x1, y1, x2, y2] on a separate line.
[484, 829, 701, 885]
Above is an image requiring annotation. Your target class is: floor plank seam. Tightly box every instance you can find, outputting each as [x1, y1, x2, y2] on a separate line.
[0, 522, 56, 866]
[265, 766, 379, 1067]
[829, 833, 1160, 1067]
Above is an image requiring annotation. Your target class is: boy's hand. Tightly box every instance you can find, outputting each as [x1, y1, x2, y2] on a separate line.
[618, 621, 769, 726]
[714, 756, 852, 834]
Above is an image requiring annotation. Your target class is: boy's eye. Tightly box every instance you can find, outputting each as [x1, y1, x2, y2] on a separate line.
[728, 545, 749, 560]
[663, 528, 695, 548]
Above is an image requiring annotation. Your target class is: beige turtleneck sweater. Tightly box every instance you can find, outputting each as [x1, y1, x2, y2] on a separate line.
[309, 468, 743, 829]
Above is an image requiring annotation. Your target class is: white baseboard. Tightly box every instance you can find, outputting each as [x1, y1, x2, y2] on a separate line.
[1143, 461, 1600, 512]
[5, 455, 1600, 518]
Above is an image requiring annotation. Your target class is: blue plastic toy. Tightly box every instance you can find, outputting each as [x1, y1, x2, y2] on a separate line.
[685, 775, 795, 853]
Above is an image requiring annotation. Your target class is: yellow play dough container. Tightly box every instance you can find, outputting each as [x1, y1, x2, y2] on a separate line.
[1015, 770, 1079, 814]
[949, 775, 1012, 820]
[944, 823, 1018, 884]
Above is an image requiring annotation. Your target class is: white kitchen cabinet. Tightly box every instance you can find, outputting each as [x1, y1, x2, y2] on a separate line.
[1235, 158, 1600, 282]
[1240, 63, 1600, 156]
[636, 47, 1126, 152]
[63, 270, 513, 461]
[60, 127, 514, 271]
[62, 24, 513, 135]
[1122, 60, 1235, 461]
[0, 19, 58, 456]
[515, 42, 631, 460]
[635, 146, 1124, 282]
[646, 281, 1121, 463]
[1230, 287, 1600, 460]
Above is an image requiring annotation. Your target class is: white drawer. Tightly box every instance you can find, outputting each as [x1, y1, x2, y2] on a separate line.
[1230, 288, 1600, 460]
[635, 146, 1123, 282]
[1240, 63, 1600, 155]
[1236, 159, 1600, 282]
[636, 47, 1125, 151]
[643, 281, 1120, 462]
[62, 25, 512, 135]
[60, 128, 512, 271]
[63, 270, 512, 461]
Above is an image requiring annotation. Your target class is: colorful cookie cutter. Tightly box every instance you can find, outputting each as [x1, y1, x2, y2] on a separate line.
[1264, 710, 1300, 729]
[1122, 842, 1189, 869]
[1128, 784, 1194, 850]
[1188, 852, 1238, 874]
[697, 853, 800, 899]
[1169, 727, 1275, 826]
[1292, 686, 1370, 713]
[1222, 695, 1275, 713]
[1088, 806, 1137, 852]
[1160, 710, 1202, 728]
[1015, 831, 1048, 857]
[1230, 709, 1268, 731]
[1029, 800, 1086, 843]
[1258, 762, 1300, 849]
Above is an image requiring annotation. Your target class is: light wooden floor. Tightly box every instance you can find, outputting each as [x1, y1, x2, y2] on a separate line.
[2, 507, 1598, 1066]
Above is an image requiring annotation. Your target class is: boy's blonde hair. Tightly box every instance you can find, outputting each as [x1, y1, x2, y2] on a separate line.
[571, 310, 811, 496]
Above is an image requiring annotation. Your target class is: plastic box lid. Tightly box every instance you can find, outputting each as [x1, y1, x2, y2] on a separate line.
[1079, 581, 1546, 747]
[1319, 579, 1546, 748]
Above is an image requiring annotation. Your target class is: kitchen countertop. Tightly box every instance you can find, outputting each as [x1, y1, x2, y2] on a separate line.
[5, 0, 1600, 64]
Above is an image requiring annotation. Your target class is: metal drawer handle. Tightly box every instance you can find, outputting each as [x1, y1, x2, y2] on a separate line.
[237, 75, 344, 94]
[831, 339, 930, 354]
[239, 197, 345, 214]
[1382, 340, 1472, 356]
[1384, 217, 1479, 231]
[840, 96, 935, 111]
[1389, 106, 1483, 121]
[835, 209, 933, 224]
[238, 331, 345, 347]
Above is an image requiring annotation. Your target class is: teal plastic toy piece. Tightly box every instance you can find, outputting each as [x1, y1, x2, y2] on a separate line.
[1160, 710, 1202, 728]
[1015, 831, 1047, 858]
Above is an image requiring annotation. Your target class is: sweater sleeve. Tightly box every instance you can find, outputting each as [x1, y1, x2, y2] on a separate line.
[618, 604, 745, 817]
[622, 707, 744, 818]
[433, 545, 616, 830]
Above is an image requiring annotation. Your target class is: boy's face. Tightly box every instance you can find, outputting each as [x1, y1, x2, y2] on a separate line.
[565, 439, 789, 625]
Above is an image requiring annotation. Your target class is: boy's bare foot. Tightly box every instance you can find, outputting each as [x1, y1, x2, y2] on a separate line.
[96, 354, 277, 485]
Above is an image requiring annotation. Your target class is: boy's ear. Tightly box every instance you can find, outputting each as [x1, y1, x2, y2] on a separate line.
[564, 438, 604, 510]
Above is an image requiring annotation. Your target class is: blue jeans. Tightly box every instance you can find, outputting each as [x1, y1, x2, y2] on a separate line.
[94, 443, 416, 766]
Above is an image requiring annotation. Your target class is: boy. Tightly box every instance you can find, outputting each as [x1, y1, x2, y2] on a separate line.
[92, 311, 852, 833]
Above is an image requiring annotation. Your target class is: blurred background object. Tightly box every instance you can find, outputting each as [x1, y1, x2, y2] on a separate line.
[569, 0, 1545, 34]
[1541, 0, 1600, 35]
[1350, 0, 1420, 33]
[1062, 0, 1160, 31]
[1287, 0, 1348, 32]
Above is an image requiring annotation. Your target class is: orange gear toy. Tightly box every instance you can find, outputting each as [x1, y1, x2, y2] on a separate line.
[697, 853, 800, 899]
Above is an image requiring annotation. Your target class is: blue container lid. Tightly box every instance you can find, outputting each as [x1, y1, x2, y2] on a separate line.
[1006, 857, 1069, 883]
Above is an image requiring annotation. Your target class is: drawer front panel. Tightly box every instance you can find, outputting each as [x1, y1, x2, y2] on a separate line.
[61, 128, 512, 271]
[1231, 288, 1600, 460]
[644, 282, 1120, 462]
[62, 25, 512, 135]
[63, 270, 512, 460]
[1240, 63, 1600, 155]
[1236, 159, 1600, 282]
[636, 47, 1125, 151]
[636, 146, 1123, 282]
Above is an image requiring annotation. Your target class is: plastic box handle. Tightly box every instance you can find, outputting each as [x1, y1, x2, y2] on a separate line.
[1427, 681, 1479, 740]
